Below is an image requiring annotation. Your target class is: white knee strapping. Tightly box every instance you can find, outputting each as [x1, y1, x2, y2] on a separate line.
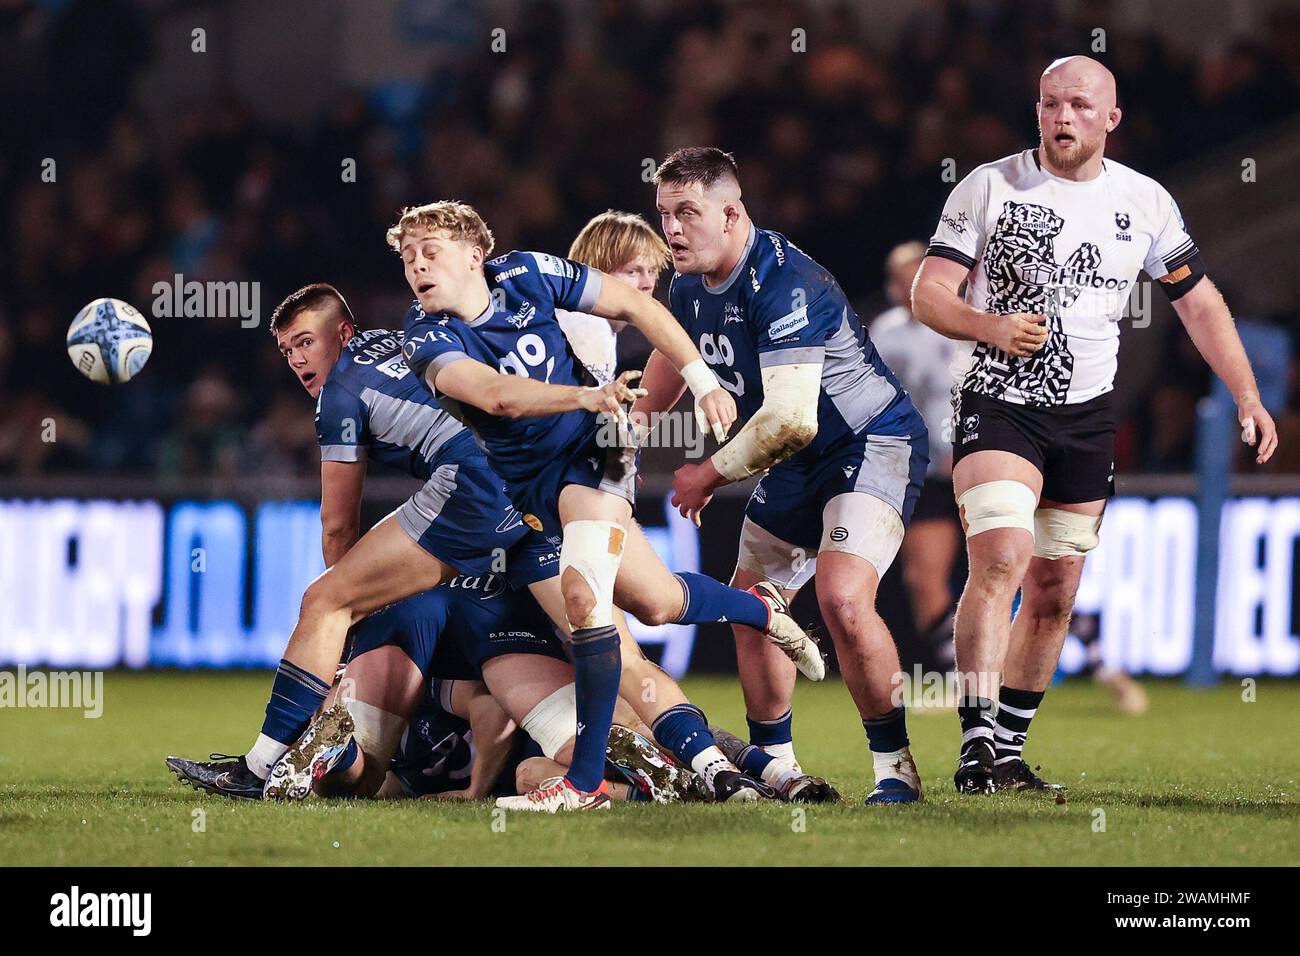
[819, 492, 906, 577]
[519, 682, 578, 760]
[559, 519, 626, 630]
[957, 480, 1037, 538]
[1033, 508, 1102, 559]
[346, 700, 407, 768]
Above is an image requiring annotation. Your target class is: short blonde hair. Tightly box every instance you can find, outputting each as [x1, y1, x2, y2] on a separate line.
[386, 201, 495, 257]
[568, 210, 670, 275]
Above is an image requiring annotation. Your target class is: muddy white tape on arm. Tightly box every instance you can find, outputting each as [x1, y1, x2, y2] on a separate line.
[711, 363, 821, 481]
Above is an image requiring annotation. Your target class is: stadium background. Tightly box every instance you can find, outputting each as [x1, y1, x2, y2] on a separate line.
[2, 0, 1299, 680]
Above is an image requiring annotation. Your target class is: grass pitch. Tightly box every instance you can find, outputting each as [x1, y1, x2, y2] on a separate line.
[1, 672, 1296, 866]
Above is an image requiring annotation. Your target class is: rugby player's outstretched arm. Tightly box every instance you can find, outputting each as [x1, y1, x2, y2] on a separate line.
[591, 276, 735, 441]
[1172, 277, 1279, 464]
[320, 460, 366, 567]
[912, 256, 1048, 358]
[630, 349, 687, 416]
[431, 356, 646, 419]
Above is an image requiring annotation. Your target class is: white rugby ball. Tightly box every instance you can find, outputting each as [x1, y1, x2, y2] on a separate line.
[66, 298, 153, 384]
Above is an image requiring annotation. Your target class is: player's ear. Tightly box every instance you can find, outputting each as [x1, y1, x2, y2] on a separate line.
[1106, 106, 1121, 133]
[723, 201, 741, 231]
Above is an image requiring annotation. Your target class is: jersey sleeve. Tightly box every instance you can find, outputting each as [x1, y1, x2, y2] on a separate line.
[751, 265, 838, 369]
[402, 304, 474, 389]
[927, 166, 989, 270]
[315, 379, 370, 463]
[1143, 185, 1205, 301]
[523, 252, 603, 313]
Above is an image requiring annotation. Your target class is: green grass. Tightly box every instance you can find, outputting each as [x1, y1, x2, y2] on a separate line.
[1, 672, 1297, 866]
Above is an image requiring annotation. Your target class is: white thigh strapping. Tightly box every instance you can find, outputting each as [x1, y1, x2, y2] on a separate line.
[1032, 508, 1103, 559]
[519, 682, 578, 760]
[956, 480, 1037, 538]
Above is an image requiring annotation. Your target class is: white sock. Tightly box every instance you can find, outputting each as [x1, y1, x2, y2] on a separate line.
[759, 760, 802, 793]
[872, 747, 917, 786]
[246, 734, 289, 780]
[760, 741, 801, 772]
[689, 745, 733, 790]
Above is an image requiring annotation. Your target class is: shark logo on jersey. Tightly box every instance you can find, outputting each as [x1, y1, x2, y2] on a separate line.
[724, 303, 744, 324]
[508, 301, 537, 329]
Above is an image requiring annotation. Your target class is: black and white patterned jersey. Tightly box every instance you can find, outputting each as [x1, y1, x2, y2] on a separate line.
[927, 149, 1204, 407]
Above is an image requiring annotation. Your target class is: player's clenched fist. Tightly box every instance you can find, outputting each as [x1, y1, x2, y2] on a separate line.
[989, 312, 1049, 358]
[579, 369, 648, 418]
[696, 387, 737, 443]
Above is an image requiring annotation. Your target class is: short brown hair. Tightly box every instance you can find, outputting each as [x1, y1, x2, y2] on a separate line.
[269, 283, 355, 337]
[568, 210, 670, 275]
[385, 201, 495, 257]
[654, 147, 740, 190]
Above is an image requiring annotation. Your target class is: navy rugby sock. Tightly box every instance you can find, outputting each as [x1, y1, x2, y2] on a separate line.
[248, 659, 331, 777]
[567, 626, 622, 793]
[672, 572, 769, 629]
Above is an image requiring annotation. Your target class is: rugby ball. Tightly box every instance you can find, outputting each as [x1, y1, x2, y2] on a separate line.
[66, 298, 153, 384]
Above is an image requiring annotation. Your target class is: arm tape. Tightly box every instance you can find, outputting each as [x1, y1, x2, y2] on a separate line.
[710, 363, 821, 481]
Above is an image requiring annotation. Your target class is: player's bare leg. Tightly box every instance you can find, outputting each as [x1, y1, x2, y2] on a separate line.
[992, 497, 1103, 791]
[726, 564, 803, 768]
[950, 450, 1041, 793]
[498, 483, 629, 811]
[812, 550, 921, 803]
[900, 515, 962, 665]
[614, 521, 822, 678]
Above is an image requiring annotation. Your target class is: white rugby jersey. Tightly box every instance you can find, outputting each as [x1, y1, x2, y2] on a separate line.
[927, 149, 1203, 407]
[555, 309, 618, 385]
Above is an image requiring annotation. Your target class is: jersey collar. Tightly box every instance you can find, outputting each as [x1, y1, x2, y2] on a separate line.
[1030, 146, 1108, 185]
[702, 223, 757, 295]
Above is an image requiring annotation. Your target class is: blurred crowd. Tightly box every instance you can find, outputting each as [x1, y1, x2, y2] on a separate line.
[2, 0, 1300, 478]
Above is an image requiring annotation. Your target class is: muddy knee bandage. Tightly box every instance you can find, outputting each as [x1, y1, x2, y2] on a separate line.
[957, 480, 1037, 538]
[520, 683, 578, 760]
[1033, 508, 1102, 559]
[559, 519, 626, 630]
[345, 700, 407, 767]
